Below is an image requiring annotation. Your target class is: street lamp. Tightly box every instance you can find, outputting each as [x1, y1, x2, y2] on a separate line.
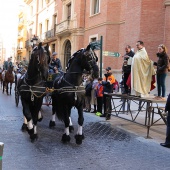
[30, 35, 38, 48]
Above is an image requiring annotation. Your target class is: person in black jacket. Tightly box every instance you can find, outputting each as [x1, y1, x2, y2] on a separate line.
[154, 44, 169, 100]
[84, 77, 93, 112]
[122, 45, 135, 94]
[49, 52, 62, 73]
[160, 93, 170, 148]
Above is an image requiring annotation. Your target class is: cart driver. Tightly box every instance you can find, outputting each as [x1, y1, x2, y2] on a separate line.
[49, 52, 62, 74]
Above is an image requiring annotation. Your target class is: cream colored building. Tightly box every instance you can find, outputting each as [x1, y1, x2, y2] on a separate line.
[17, 7, 27, 62]
[24, 0, 86, 70]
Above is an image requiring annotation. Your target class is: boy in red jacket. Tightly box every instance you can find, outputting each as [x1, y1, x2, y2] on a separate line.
[95, 77, 103, 116]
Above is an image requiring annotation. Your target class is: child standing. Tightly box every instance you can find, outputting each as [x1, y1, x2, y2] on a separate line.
[95, 77, 103, 116]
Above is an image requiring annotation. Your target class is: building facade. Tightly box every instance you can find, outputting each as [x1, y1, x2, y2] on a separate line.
[23, 0, 170, 71]
[17, 6, 27, 62]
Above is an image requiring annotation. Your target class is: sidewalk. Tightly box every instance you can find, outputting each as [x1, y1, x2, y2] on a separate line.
[107, 116, 166, 144]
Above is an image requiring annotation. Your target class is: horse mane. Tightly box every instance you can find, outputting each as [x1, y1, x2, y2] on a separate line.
[66, 49, 85, 71]
[44, 43, 51, 64]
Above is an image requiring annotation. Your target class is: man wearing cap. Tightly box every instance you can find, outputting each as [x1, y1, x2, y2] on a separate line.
[3, 57, 13, 70]
[101, 67, 115, 119]
[2, 57, 14, 80]
[49, 52, 62, 73]
[21, 57, 29, 68]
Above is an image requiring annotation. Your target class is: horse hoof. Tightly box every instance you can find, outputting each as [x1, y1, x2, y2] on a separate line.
[21, 123, 27, 132]
[69, 126, 74, 133]
[30, 134, 38, 142]
[38, 116, 43, 122]
[49, 120, 56, 128]
[62, 133, 70, 143]
[27, 127, 34, 135]
[75, 134, 85, 145]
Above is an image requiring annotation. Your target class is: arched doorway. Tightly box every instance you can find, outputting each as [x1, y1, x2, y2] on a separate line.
[64, 40, 71, 70]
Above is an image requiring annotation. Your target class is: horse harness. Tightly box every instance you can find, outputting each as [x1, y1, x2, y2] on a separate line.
[19, 75, 85, 101]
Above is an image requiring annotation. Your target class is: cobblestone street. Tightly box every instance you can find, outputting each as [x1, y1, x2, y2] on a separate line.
[0, 89, 170, 170]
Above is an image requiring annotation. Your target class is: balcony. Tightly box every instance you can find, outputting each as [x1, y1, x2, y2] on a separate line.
[45, 29, 55, 39]
[56, 19, 75, 36]
[17, 47, 23, 53]
[39, 29, 55, 42]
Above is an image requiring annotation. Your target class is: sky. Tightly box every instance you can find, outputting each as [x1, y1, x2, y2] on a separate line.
[0, 0, 23, 59]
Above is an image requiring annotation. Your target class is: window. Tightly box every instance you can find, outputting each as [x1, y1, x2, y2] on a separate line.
[51, 44, 55, 53]
[30, 6, 33, 16]
[53, 15, 57, 26]
[46, 20, 49, 31]
[67, 3, 71, 20]
[91, 0, 100, 15]
[91, 37, 97, 42]
[29, 29, 32, 39]
[39, 23, 42, 35]
[41, 0, 44, 8]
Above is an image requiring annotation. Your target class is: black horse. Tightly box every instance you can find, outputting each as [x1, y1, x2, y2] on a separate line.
[18, 43, 50, 142]
[51, 44, 99, 145]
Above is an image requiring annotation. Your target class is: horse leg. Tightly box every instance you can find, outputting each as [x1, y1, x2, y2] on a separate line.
[75, 105, 84, 145]
[2, 81, 4, 93]
[21, 116, 28, 132]
[62, 108, 71, 143]
[49, 95, 57, 128]
[68, 107, 74, 133]
[38, 110, 43, 122]
[6, 83, 8, 95]
[10, 82, 12, 95]
[21, 99, 36, 142]
[49, 103, 56, 128]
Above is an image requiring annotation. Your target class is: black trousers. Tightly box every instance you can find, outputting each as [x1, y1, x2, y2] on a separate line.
[165, 111, 170, 144]
[103, 94, 112, 115]
[97, 97, 103, 114]
[123, 72, 130, 94]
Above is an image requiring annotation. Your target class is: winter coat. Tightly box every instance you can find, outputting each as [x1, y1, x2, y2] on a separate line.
[49, 58, 62, 72]
[123, 50, 135, 73]
[96, 83, 103, 97]
[165, 93, 170, 112]
[154, 52, 169, 74]
[102, 73, 115, 93]
[85, 82, 92, 96]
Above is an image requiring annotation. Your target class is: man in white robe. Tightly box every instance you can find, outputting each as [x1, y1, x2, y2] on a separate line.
[131, 41, 156, 97]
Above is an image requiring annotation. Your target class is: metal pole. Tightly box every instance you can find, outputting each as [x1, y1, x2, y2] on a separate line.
[100, 36, 103, 78]
[0, 142, 4, 170]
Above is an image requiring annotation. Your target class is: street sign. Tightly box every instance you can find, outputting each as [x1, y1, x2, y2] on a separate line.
[90, 40, 101, 50]
[103, 51, 120, 57]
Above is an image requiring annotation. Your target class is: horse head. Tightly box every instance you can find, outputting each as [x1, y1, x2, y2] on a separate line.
[7, 65, 14, 74]
[83, 44, 99, 78]
[44, 43, 51, 64]
[28, 42, 49, 81]
[66, 44, 99, 75]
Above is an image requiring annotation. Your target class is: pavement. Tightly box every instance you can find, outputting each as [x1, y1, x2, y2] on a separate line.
[0, 85, 170, 170]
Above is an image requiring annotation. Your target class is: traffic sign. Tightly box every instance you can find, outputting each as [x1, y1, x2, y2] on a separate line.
[103, 51, 120, 57]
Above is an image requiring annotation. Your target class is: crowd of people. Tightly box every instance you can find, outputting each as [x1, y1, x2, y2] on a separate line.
[82, 40, 170, 122]
[83, 66, 116, 120]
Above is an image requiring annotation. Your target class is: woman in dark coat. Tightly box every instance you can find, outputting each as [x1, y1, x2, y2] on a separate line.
[154, 44, 169, 100]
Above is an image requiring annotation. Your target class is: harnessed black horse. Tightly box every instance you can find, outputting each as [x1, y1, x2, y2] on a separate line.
[51, 44, 99, 145]
[18, 43, 50, 142]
